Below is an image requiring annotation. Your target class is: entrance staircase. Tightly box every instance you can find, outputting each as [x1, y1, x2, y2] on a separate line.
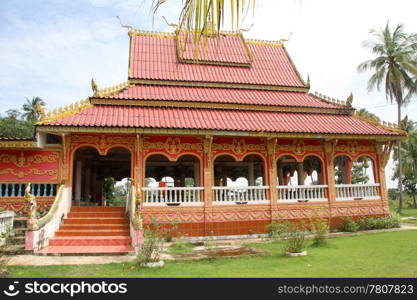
[36, 206, 134, 255]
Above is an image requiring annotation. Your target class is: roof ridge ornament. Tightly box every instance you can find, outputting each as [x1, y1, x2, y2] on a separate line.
[36, 98, 92, 125]
[346, 92, 353, 107]
[313, 91, 350, 107]
[95, 81, 132, 98]
[353, 110, 404, 132]
[91, 78, 98, 96]
[278, 32, 292, 44]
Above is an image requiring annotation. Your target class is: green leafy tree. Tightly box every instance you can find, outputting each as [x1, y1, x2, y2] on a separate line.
[0, 110, 34, 138]
[22, 97, 46, 122]
[351, 158, 370, 184]
[358, 23, 417, 213]
[393, 128, 417, 208]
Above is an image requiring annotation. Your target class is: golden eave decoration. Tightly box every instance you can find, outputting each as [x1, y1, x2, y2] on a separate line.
[36, 98, 92, 125]
[93, 81, 133, 98]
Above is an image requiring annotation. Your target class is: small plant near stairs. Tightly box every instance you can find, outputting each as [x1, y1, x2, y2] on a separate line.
[136, 219, 164, 268]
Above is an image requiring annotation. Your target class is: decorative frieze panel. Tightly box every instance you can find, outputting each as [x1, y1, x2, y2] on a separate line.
[331, 203, 385, 217]
[70, 134, 136, 155]
[275, 139, 324, 161]
[212, 137, 266, 161]
[143, 135, 203, 161]
[0, 150, 60, 182]
[335, 140, 376, 161]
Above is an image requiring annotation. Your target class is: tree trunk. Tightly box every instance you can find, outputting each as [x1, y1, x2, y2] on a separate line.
[413, 194, 417, 209]
[397, 103, 404, 214]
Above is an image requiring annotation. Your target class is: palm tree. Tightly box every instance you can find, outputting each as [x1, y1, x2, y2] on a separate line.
[358, 23, 417, 213]
[22, 97, 46, 122]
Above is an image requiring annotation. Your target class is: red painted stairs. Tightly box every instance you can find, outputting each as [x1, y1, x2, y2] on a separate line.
[36, 206, 134, 255]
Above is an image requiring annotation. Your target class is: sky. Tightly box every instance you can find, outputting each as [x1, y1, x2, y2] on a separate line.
[1, 0, 416, 187]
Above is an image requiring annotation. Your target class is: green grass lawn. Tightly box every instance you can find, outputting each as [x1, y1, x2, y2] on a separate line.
[389, 200, 417, 217]
[9, 230, 417, 278]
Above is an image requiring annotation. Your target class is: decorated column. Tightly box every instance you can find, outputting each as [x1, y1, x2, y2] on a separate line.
[324, 140, 337, 204]
[266, 138, 278, 205]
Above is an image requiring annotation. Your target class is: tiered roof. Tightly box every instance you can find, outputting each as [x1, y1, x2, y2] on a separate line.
[37, 29, 405, 139]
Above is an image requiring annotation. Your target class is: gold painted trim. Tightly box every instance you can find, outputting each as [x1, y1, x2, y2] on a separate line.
[0, 141, 37, 149]
[36, 99, 92, 125]
[352, 113, 406, 135]
[282, 45, 308, 89]
[36, 125, 405, 141]
[90, 98, 346, 114]
[128, 79, 309, 93]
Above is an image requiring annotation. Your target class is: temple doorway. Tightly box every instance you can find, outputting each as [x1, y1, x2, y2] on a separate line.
[72, 147, 132, 206]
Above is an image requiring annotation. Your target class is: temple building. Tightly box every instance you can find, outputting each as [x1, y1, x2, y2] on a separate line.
[0, 27, 405, 254]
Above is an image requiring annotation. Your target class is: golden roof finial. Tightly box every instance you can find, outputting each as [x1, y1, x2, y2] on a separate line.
[346, 93, 353, 107]
[278, 32, 292, 44]
[91, 78, 98, 95]
[35, 104, 46, 120]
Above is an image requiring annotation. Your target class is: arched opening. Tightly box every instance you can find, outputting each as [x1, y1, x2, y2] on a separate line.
[213, 154, 267, 203]
[72, 147, 131, 206]
[277, 155, 299, 186]
[351, 155, 376, 184]
[145, 154, 200, 187]
[213, 154, 265, 187]
[334, 155, 379, 201]
[334, 155, 352, 184]
[143, 154, 202, 205]
[303, 155, 324, 185]
[277, 154, 326, 202]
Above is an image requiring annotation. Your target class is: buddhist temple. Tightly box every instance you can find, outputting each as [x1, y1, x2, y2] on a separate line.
[0, 27, 406, 254]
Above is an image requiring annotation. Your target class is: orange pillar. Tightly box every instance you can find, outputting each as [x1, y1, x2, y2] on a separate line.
[203, 136, 213, 235]
[267, 138, 278, 221]
[324, 140, 336, 204]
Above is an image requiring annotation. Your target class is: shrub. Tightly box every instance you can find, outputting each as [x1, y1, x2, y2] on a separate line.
[266, 221, 287, 240]
[339, 214, 400, 232]
[339, 218, 360, 232]
[280, 221, 307, 254]
[310, 217, 329, 246]
[136, 220, 164, 265]
[356, 214, 400, 230]
[162, 220, 179, 242]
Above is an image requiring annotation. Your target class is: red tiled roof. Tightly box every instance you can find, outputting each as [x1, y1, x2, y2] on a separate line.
[177, 33, 251, 65]
[130, 34, 306, 87]
[99, 85, 339, 109]
[43, 106, 400, 136]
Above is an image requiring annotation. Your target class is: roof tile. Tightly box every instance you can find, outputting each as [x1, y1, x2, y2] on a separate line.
[44, 106, 400, 136]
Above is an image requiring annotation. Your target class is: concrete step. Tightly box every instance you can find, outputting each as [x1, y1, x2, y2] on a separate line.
[55, 230, 130, 237]
[71, 206, 125, 212]
[49, 236, 131, 246]
[60, 224, 129, 231]
[68, 212, 126, 218]
[64, 218, 129, 225]
[36, 245, 134, 255]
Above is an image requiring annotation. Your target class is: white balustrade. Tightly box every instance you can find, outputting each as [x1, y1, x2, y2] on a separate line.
[277, 185, 328, 202]
[335, 183, 380, 201]
[142, 187, 204, 206]
[212, 186, 269, 204]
